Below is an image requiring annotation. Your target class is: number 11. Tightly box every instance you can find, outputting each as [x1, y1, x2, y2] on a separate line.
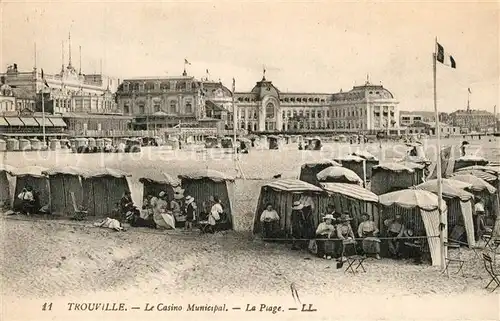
[42, 303, 52, 311]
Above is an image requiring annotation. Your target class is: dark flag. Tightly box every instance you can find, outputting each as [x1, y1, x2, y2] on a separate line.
[184, 58, 191, 65]
[436, 43, 456, 68]
[41, 69, 50, 87]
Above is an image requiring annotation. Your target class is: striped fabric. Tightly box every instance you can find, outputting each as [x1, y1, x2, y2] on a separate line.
[449, 174, 497, 194]
[321, 183, 378, 203]
[264, 179, 324, 193]
[459, 200, 475, 247]
[456, 165, 500, 174]
[451, 170, 497, 183]
[420, 208, 446, 267]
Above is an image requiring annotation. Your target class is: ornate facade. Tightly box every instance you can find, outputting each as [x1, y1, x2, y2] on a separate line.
[234, 75, 400, 133]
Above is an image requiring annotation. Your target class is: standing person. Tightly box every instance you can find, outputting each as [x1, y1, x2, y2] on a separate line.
[291, 201, 305, 250]
[152, 191, 170, 229]
[316, 214, 336, 259]
[357, 213, 381, 259]
[209, 196, 223, 231]
[260, 203, 280, 240]
[299, 194, 316, 241]
[18, 186, 35, 215]
[460, 141, 467, 157]
[170, 192, 184, 227]
[474, 197, 487, 241]
[184, 195, 197, 231]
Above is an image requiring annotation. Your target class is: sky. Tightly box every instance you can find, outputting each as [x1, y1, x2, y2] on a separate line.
[1, 0, 499, 113]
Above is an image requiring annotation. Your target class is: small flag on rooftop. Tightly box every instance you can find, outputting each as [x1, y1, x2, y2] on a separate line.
[468, 88, 472, 94]
[436, 43, 456, 68]
[184, 58, 191, 65]
[41, 69, 50, 88]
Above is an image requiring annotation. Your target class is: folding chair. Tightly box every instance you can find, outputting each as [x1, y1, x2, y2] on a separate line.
[70, 192, 88, 221]
[442, 242, 465, 277]
[343, 239, 366, 274]
[482, 253, 500, 292]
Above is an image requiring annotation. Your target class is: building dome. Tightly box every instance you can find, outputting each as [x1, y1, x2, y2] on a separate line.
[333, 83, 394, 102]
[250, 78, 280, 100]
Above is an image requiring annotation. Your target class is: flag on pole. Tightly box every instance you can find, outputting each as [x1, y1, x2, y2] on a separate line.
[468, 88, 472, 94]
[436, 43, 456, 68]
[232, 78, 235, 92]
[184, 59, 191, 65]
[41, 69, 50, 87]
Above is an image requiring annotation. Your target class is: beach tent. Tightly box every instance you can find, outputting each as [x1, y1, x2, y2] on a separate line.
[316, 166, 363, 185]
[455, 165, 500, 176]
[449, 174, 499, 219]
[397, 161, 427, 185]
[453, 156, 489, 172]
[371, 163, 416, 195]
[139, 171, 181, 201]
[414, 179, 475, 247]
[252, 179, 324, 236]
[82, 168, 131, 217]
[452, 169, 497, 183]
[0, 164, 15, 207]
[299, 160, 342, 186]
[267, 135, 280, 150]
[336, 155, 379, 182]
[379, 189, 448, 266]
[352, 150, 378, 161]
[42, 166, 89, 216]
[178, 169, 235, 231]
[320, 182, 379, 229]
[12, 166, 50, 212]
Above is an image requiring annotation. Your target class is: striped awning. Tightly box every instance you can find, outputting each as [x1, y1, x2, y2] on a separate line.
[321, 183, 378, 202]
[34, 117, 55, 127]
[451, 170, 498, 183]
[4, 117, 24, 126]
[48, 117, 67, 127]
[19, 117, 39, 127]
[263, 179, 324, 193]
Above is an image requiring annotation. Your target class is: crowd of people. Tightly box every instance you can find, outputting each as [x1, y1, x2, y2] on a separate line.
[259, 200, 426, 264]
[114, 190, 227, 233]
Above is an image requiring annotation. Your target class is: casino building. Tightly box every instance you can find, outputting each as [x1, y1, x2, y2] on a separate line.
[234, 73, 400, 134]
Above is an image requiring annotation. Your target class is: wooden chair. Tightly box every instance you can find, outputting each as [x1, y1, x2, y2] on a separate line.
[70, 192, 88, 221]
[343, 239, 366, 274]
[482, 253, 500, 292]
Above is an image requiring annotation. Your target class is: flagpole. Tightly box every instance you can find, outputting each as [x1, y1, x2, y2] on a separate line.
[433, 37, 446, 271]
[41, 88, 46, 147]
[232, 78, 237, 159]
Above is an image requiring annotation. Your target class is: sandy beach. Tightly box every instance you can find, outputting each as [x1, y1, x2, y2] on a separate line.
[1, 138, 500, 321]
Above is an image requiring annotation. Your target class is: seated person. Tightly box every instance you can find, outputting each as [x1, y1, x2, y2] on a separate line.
[385, 214, 405, 259]
[120, 190, 134, 216]
[316, 214, 336, 260]
[358, 213, 381, 259]
[336, 213, 356, 261]
[326, 205, 341, 224]
[260, 203, 280, 240]
[402, 224, 423, 264]
[17, 186, 35, 215]
[170, 195, 185, 225]
[125, 207, 156, 228]
[111, 202, 122, 221]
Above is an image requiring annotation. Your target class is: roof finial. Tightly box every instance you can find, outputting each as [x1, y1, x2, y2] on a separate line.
[61, 40, 65, 73]
[262, 65, 266, 81]
[366, 73, 370, 85]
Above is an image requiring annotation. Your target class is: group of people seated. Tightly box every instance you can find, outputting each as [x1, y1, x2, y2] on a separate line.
[259, 200, 425, 264]
[115, 190, 227, 233]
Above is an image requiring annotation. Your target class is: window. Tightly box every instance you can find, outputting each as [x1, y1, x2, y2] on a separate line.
[145, 83, 154, 91]
[133, 83, 139, 91]
[138, 104, 145, 114]
[154, 103, 161, 113]
[160, 82, 170, 91]
[170, 101, 177, 113]
[185, 101, 193, 113]
[266, 102, 275, 119]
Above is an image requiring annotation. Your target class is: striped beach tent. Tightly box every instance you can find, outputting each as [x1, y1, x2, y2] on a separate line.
[11, 166, 50, 213]
[379, 189, 448, 266]
[252, 179, 324, 236]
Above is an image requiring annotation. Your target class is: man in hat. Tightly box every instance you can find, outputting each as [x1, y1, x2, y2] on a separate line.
[357, 213, 381, 259]
[171, 189, 185, 226]
[120, 190, 134, 217]
[291, 201, 305, 250]
[316, 214, 336, 259]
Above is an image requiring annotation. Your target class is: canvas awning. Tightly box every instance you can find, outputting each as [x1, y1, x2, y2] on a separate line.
[20, 117, 39, 127]
[321, 183, 378, 202]
[34, 117, 55, 127]
[0, 117, 8, 126]
[48, 117, 67, 127]
[4, 117, 24, 126]
[263, 179, 324, 193]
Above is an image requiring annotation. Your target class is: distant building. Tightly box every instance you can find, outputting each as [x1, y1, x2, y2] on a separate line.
[399, 111, 449, 127]
[448, 109, 496, 132]
[234, 75, 400, 133]
[406, 121, 460, 136]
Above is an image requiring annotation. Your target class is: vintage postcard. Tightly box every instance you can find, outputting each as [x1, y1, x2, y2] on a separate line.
[1, 1, 499, 320]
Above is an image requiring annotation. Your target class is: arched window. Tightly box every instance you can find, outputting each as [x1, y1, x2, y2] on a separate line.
[266, 102, 275, 119]
[185, 101, 193, 113]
